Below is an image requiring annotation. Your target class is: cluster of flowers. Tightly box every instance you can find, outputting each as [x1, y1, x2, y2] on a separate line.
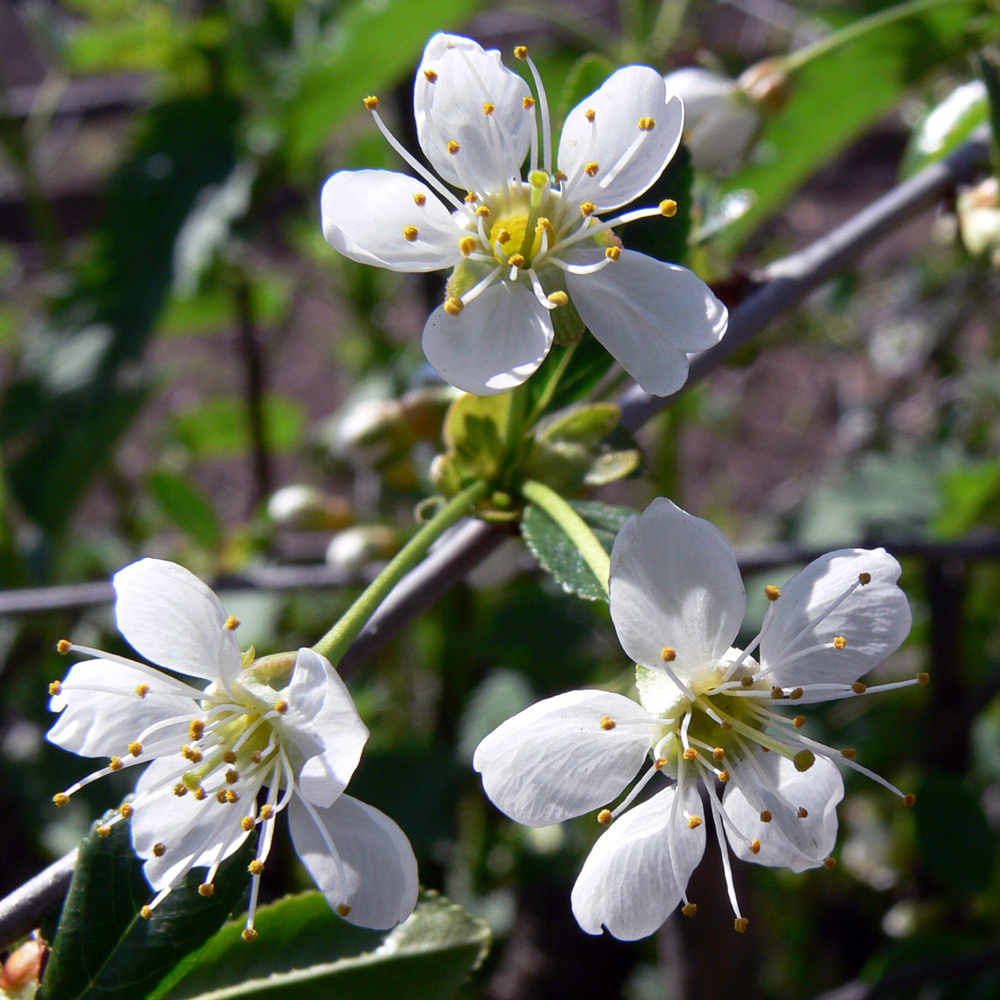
[46, 32, 923, 944]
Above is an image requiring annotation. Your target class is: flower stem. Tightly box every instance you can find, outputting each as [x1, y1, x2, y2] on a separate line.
[313, 480, 490, 665]
[521, 479, 610, 597]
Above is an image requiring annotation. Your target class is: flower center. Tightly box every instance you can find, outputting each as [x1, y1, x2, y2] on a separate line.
[489, 212, 544, 266]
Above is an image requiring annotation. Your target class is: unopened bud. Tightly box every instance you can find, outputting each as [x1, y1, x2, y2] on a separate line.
[325, 525, 401, 574]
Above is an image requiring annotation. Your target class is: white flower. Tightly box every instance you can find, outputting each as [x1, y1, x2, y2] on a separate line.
[474, 498, 922, 940]
[47, 558, 418, 939]
[662, 68, 761, 173]
[321, 33, 728, 396]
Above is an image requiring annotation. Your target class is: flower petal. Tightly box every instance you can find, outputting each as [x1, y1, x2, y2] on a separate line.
[571, 781, 705, 939]
[47, 659, 182, 758]
[279, 648, 369, 808]
[113, 559, 243, 689]
[288, 794, 419, 930]
[422, 280, 553, 395]
[609, 498, 745, 686]
[473, 689, 658, 827]
[723, 752, 843, 872]
[759, 548, 912, 688]
[565, 249, 728, 396]
[131, 757, 254, 890]
[414, 33, 532, 195]
[321, 170, 464, 273]
[559, 67, 683, 211]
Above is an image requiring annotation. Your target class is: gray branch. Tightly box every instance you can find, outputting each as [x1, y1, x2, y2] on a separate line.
[0, 129, 992, 948]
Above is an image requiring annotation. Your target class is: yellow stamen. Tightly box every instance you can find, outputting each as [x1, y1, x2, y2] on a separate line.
[683, 748, 698, 760]
[654, 757, 667, 769]
[750, 839, 761, 854]
[764, 585, 781, 601]
[53, 792, 70, 808]
[121, 803, 133, 819]
[483, 102, 495, 115]
[661, 647, 676, 661]
[638, 116, 656, 131]
[153, 842, 166, 857]
[841, 748, 856, 759]
[57, 639, 71, 655]
[554, 170, 568, 182]
[600, 715, 616, 731]
[445, 297, 464, 316]
[734, 917, 749, 933]
[659, 199, 677, 217]
[414, 193, 427, 206]
[687, 815, 703, 829]
[580, 201, 596, 217]
[585, 108, 596, 122]
[260, 805, 274, 820]
[833, 636, 847, 650]
[224, 615, 240, 631]
[403, 226, 419, 241]
[597, 808, 613, 825]
[713, 747, 725, 761]
[793, 716, 806, 728]
[224, 751, 238, 764]
[585, 162, 599, 177]
[194, 787, 207, 800]
[136, 683, 150, 699]
[226, 768, 240, 784]
[852, 681, 866, 694]
[226, 790, 239, 804]
[447, 140, 460, 155]
[110, 756, 123, 771]
[513, 45, 528, 60]
[760, 810, 772, 823]
[242, 928, 259, 942]
[475, 205, 491, 218]
[459, 236, 478, 256]
[337, 903, 353, 917]
[242, 816, 255, 832]
[917, 672, 930, 685]
[199, 883, 215, 897]
[49, 680, 62, 695]
[97, 825, 111, 838]
[523, 96, 536, 110]
[794, 750, 815, 772]
[128, 742, 143, 757]
[682, 902, 698, 917]
[174, 784, 188, 797]
[859, 572, 871, 585]
[190, 719, 205, 740]
[718, 770, 730, 783]
[249, 859, 265, 875]
[790, 687, 804, 700]
[903, 793, 916, 807]
[548, 291, 569, 306]
[141, 905, 153, 919]
[275, 700, 288, 714]
[363, 96, 378, 110]
[423, 69, 438, 83]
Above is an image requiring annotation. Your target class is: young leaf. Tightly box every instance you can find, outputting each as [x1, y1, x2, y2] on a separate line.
[39, 811, 253, 1000]
[149, 891, 491, 1000]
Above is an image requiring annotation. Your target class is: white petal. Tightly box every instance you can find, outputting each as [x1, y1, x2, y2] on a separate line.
[759, 549, 912, 688]
[565, 249, 727, 396]
[571, 782, 705, 939]
[131, 758, 253, 889]
[289, 794, 419, 930]
[422, 280, 553, 395]
[414, 33, 532, 194]
[321, 170, 464, 272]
[47, 659, 182, 758]
[559, 67, 683, 211]
[113, 559, 243, 688]
[473, 690, 658, 827]
[609, 498, 745, 687]
[279, 648, 369, 808]
[723, 752, 843, 872]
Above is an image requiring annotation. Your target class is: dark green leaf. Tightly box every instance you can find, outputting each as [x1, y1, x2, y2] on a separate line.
[148, 470, 222, 548]
[151, 891, 491, 1000]
[521, 502, 605, 601]
[568, 499, 637, 537]
[39, 810, 253, 1000]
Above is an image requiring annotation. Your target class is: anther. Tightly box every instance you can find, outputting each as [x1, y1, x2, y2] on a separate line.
[797, 807, 809, 818]
[121, 803, 133, 819]
[252, 751, 263, 764]
[741, 676, 754, 687]
[242, 928, 259, 943]
[153, 843, 166, 857]
[423, 69, 438, 83]
[859, 572, 871, 585]
[260, 805, 274, 820]
[659, 199, 677, 217]
[585, 162, 599, 177]
[661, 647, 676, 661]
[403, 226, 419, 241]
[638, 116, 656, 131]
[713, 747, 725, 761]
[224, 615, 240, 630]
[683, 748, 698, 760]
[682, 902, 698, 917]
[444, 297, 464, 316]
[508, 253, 525, 268]
[765, 585, 781, 601]
[226, 768, 240, 784]
[750, 839, 761, 854]
[226, 790, 239, 804]
[585, 108, 596, 122]
[128, 742, 143, 757]
[654, 757, 667, 769]
[688, 815, 703, 829]
[49, 681, 62, 695]
[337, 903, 353, 917]
[174, 784, 188, 797]
[414, 193, 427, 206]
[496, 229, 511, 245]
[734, 917, 749, 933]
[605, 246, 621, 261]
[523, 96, 536, 109]
[597, 809, 613, 825]
[57, 639, 71, 655]
[548, 291, 569, 306]
[771, 687, 784, 699]
[719, 770, 730, 783]
[224, 751, 238, 765]
[790, 688, 804, 700]
[903, 794, 916, 807]
[483, 102, 495, 115]
[140, 905, 152, 920]
[135, 684, 150, 698]
[199, 883, 215, 897]
[447, 140, 460, 155]
[760, 810, 772, 823]
[833, 636, 847, 650]
[97, 824, 111, 838]
[554, 170, 568, 182]
[465, 192, 477, 203]
[216, 790, 228, 803]
[362, 96, 378, 110]
[275, 700, 288, 714]
[580, 201, 596, 217]
[851, 681, 867, 694]
[459, 236, 478, 256]
[720, 720, 733, 731]
[182, 746, 202, 763]
[824, 857, 837, 869]
[917, 672, 930, 685]
[794, 750, 815, 772]
[242, 816, 255, 832]
[841, 748, 856, 759]
[190, 720, 205, 740]
[475, 205, 490, 217]
[249, 859, 265, 875]
[110, 756, 123, 771]
[793, 716, 806, 728]
[600, 715, 616, 731]
[53, 793, 70, 808]
[514, 45, 528, 60]
[194, 787, 207, 800]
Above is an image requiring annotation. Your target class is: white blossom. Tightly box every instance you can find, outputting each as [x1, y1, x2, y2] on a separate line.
[322, 34, 727, 397]
[474, 498, 921, 939]
[47, 559, 418, 939]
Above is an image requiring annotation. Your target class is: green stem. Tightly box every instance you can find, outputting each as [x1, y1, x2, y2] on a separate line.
[523, 341, 578, 429]
[312, 479, 490, 664]
[522, 479, 611, 596]
[782, 0, 965, 73]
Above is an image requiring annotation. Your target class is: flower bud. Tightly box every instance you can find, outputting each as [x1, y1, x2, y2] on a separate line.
[0, 934, 48, 999]
[329, 397, 410, 468]
[736, 58, 790, 113]
[266, 485, 352, 531]
[958, 177, 1000, 265]
[325, 525, 401, 574]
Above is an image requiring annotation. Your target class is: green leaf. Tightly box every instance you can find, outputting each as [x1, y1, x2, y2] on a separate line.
[150, 891, 491, 1000]
[39, 811, 253, 1000]
[902, 78, 987, 176]
[521, 501, 606, 601]
[148, 470, 222, 548]
[168, 394, 307, 460]
[556, 53, 616, 122]
[283, 0, 480, 169]
[568, 499, 637, 537]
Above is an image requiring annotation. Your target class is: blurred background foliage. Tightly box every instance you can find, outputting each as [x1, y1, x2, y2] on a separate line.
[4, 0, 1000, 998]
